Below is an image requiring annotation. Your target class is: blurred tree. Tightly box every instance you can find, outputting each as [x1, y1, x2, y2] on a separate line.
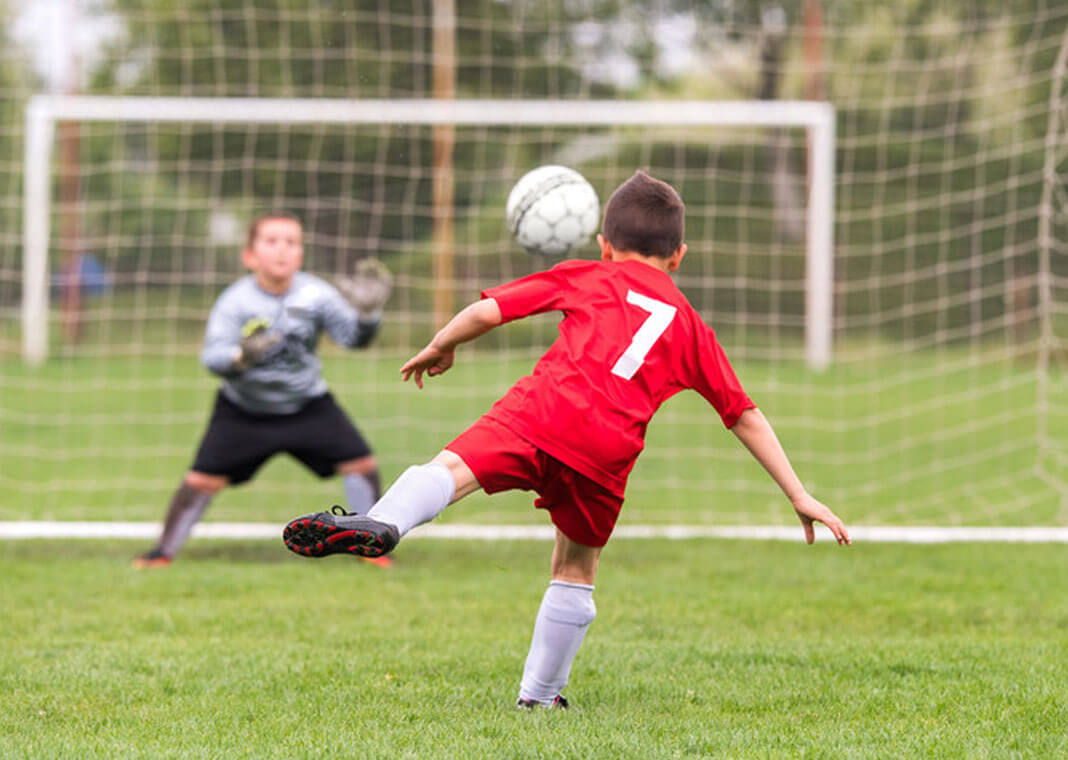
[83, 0, 607, 273]
[43, 0, 1068, 341]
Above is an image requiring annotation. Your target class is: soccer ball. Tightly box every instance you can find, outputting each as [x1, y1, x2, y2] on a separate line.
[506, 165, 600, 256]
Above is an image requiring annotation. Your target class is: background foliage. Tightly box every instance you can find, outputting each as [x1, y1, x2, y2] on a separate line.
[3, 0, 1067, 343]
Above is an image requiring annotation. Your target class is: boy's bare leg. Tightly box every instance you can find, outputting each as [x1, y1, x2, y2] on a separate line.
[549, 529, 601, 585]
[430, 449, 482, 502]
[518, 530, 601, 708]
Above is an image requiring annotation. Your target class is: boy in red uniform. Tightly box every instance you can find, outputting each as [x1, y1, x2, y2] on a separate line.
[283, 170, 850, 709]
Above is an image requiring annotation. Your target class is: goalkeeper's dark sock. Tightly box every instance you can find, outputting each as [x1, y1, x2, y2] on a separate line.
[157, 481, 214, 558]
[342, 471, 380, 516]
[518, 581, 596, 705]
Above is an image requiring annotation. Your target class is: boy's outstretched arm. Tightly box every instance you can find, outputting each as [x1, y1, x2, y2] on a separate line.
[730, 408, 851, 546]
[401, 298, 503, 388]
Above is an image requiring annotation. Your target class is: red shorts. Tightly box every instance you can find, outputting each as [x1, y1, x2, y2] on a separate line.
[445, 416, 623, 547]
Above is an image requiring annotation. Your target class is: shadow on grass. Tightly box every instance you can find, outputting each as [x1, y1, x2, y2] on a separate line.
[179, 541, 294, 564]
[1, 539, 290, 565]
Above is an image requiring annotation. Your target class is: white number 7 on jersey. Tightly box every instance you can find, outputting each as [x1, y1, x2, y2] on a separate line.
[611, 290, 677, 380]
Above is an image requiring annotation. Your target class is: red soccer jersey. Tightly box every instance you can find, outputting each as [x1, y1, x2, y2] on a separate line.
[481, 258, 755, 495]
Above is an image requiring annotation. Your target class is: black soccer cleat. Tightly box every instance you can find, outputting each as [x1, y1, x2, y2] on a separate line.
[282, 505, 400, 559]
[516, 695, 569, 710]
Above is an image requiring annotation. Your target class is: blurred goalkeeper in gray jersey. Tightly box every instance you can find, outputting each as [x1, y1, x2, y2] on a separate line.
[135, 212, 393, 568]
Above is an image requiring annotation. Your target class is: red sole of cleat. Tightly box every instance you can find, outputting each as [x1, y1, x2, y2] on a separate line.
[283, 515, 392, 560]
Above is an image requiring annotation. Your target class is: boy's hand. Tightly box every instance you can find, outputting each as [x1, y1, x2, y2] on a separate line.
[401, 343, 455, 389]
[336, 258, 393, 316]
[399, 299, 501, 389]
[236, 318, 284, 369]
[791, 492, 851, 546]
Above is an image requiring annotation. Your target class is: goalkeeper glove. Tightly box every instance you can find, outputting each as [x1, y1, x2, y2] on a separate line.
[335, 258, 393, 319]
[234, 318, 283, 371]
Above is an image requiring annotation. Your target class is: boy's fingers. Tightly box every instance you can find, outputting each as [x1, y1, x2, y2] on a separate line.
[795, 499, 850, 546]
[400, 362, 421, 386]
[401, 352, 429, 376]
[824, 517, 851, 546]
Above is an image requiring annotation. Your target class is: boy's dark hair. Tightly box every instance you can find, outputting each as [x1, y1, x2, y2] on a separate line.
[246, 211, 303, 247]
[601, 171, 685, 258]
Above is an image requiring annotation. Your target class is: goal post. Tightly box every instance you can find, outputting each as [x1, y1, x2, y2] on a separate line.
[10, 84, 1067, 531]
[21, 94, 836, 369]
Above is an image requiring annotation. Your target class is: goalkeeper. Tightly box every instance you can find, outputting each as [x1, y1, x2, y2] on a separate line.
[135, 212, 393, 568]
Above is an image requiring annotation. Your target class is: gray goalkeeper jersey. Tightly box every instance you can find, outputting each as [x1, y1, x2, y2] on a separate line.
[201, 272, 379, 414]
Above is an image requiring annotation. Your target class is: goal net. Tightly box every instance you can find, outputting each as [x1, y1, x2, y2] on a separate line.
[1, 3, 1066, 532]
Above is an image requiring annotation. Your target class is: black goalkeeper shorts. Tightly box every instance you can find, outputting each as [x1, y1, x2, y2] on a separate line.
[191, 391, 373, 485]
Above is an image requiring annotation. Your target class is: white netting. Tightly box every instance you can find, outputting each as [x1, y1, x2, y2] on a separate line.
[0, 2, 1066, 528]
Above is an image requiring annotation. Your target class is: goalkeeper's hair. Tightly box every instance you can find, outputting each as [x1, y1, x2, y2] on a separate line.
[246, 211, 304, 247]
[602, 170, 685, 258]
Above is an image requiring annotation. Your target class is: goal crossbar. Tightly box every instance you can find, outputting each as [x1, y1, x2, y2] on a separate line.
[22, 95, 835, 366]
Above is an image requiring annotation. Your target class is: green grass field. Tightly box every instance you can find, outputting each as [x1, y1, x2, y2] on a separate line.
[2, 345, 1065, 526]
[2, 324, 1066, 758]
[2, 338, 1067, 757]
[2, 538, 1066, 758]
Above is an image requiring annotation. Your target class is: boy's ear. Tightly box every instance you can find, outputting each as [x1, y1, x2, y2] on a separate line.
[241, 247, 257, 270]
[667, 243, 687, 272]
[597, 233, 614, 262]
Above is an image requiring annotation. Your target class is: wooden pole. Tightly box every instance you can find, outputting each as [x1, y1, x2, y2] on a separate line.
[803, 0, 826, 181]
[802, 0, 825, 102]
[59, 121, 81, 344]
[431, 0, 456, 330]
[59, 0, 83, 345]
[802, 0, 828, 335]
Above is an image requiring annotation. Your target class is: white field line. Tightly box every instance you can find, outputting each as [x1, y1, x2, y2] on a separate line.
[1, 522, 1068, 543]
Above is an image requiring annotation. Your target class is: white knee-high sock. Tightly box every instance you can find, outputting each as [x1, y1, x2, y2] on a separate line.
[518, 581, 597, 704]
[367, 462, 455, 536]
[343, 472, 379, 515]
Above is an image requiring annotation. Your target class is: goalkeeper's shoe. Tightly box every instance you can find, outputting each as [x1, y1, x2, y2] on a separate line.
[362, 555, 394, 568]
[133, 548, 172, 569]
[282, 506, 399, 559]
[516, 695, 569, 711]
